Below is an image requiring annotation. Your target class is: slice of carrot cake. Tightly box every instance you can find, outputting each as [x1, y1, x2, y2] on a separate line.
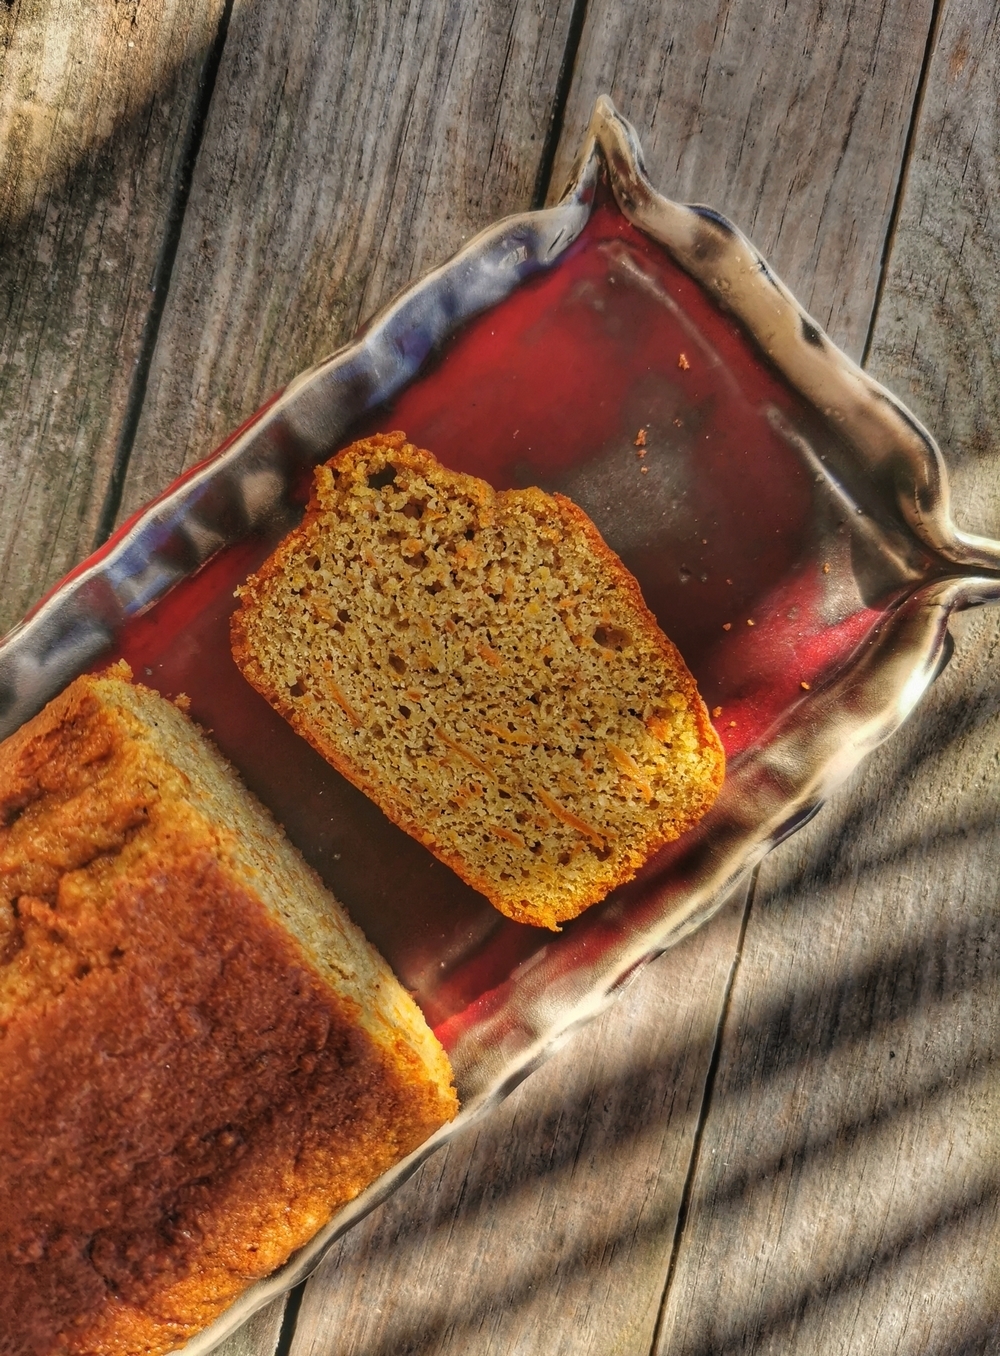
[231, 431, 724, 929]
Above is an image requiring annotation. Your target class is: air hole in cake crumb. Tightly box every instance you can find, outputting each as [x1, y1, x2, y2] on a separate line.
[388, 654, 406, 675]
[464, 528, 475, 540]
[593, 624, 632, 651]
[368, 465, 398, 489]
[0, 927, 24, 966]
[398, 705, 411, 719]
[307, 555, 321, 571]
[288, 681, 306, 698]
[558, 850, 572, 865]
[425, 580, 445, 594]
[337, 609, 350, 623]
[590, 843, 613, 861]
[404, 550, 428, 569]
[402, 500, 424, 519]
[498, 789, 511, 799]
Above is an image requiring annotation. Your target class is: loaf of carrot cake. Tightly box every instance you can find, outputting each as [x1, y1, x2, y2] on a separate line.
[0, 664, 456, 1356]
[231, 431, 724, 929]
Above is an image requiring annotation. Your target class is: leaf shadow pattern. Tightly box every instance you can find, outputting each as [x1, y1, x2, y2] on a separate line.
[651, 622, 1000, 1354]
[284, 829, 998, 1354]
[290, 1029, 998, 1356]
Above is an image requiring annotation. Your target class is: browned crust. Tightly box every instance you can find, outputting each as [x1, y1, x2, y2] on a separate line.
[231, 432, 725, 930]
[0, 671, 456, 1356]
[3, 852, 450, 1356]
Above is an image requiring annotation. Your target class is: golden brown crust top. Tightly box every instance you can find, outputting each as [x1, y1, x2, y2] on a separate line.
[0, 669, 456, 1356]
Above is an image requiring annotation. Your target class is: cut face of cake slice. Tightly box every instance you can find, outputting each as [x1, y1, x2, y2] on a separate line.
[0, 665, 456, 1356]
[231, 432, 725, 929]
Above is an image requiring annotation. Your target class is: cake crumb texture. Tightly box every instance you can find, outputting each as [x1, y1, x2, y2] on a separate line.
[231, 432, 725, 928]
[0, 666, 456, 1356]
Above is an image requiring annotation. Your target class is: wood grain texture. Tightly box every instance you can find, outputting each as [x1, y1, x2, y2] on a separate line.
[866, 1, 1000, 526]
[290, 891, 746, 1356]
[656, 4, 1000, 1352]
[655, 610, 1000, 1356]
[0, 0, 226, 633]
[213, 1296, 286, 1356]
[115, 0, 578, 520]
[550, 0, 934, 360]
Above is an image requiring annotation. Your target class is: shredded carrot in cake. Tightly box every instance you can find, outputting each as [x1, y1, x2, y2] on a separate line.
[534, 787, 608, 846]
[320, 668, 362, 728]
[607, 744, 654, 801]
[491, 824, 526, 848]
[436, 729, 495, 779]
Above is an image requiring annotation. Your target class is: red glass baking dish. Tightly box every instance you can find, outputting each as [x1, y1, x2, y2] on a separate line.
[3, 100, 999, 1352]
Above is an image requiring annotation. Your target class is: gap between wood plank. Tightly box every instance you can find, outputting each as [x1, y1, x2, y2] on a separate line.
[274, 1281, 306, 1356]
[648, 866, 760, 1356]
[91, 0, 236, 549]
[530, 0, 589, 209]
[861, 0, 946, 369]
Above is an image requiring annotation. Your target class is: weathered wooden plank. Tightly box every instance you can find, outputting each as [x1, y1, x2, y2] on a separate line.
[0, 0, 227, 633]
[550, 0, 935, 361]
[115, 0, 579, 520]
[656, 4, 1000, 1352]
[866, 2, 1000, 524]
[655, 612, 1000, 1356]
[289, 891, 746, 1356]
